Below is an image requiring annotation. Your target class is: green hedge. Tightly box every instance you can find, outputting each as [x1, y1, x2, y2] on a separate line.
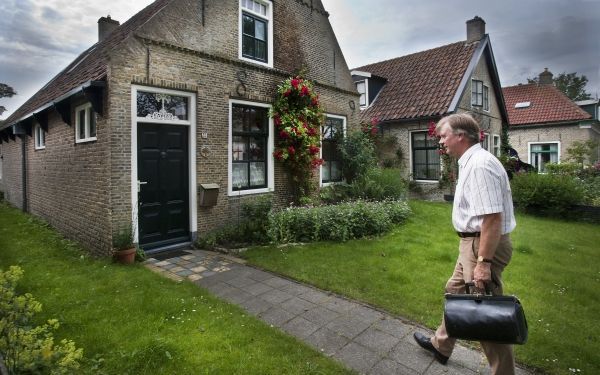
[268, 200, 411, 243]
[511, 173, 584, 215]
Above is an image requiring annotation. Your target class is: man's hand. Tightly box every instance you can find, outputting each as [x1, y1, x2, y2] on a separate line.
[473, 261, 491, 290]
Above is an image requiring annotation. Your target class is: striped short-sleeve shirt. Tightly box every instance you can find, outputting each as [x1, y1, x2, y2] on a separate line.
[452, 144, 516, 234]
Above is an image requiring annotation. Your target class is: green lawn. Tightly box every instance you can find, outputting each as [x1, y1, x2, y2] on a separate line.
[243, 200, 600, 375]
[0, 203, 352, 375]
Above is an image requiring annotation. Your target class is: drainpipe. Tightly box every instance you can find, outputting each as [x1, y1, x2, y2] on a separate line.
[20, 134, 27, 212]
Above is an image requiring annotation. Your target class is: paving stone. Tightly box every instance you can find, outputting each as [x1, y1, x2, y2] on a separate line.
[201, 271, 217, 277]
[219, 288, 253, 305]
[351, 305, 385, 324]
[305, 327, 349, 356]
[368, 359, 418, 375]
[204, 282, 237, 297]
[282, 316, 321, 338]
[301, 306, 340, 326]
[191, 266, 207, 273]
[245, 269, 273, 282]
[259, 307, 296, 327]
[326, 315, 371, 339]
[447, 344, 486, 372]
[162, 263, 178, 270]
[424, 360, 479, 375]
[298, 289, 332, 304]
[263, 277, 295, 289]
[334, 342, 380, 374]
[322, 298, 357, 314]
[354, 326, 401, 356]
[388, 339, 434, 373]
[259, 289, 294, 304]
[240, 282, 274, 296]
[239, 297, 273, 316]
[374, 318, 413, 339]
[187, 274, 203, 281]
[169, 266, 184, 273]
[280, 297, 315, 315]
[155, 260, 170, 267]
[280, 282, 313, 296]
[226, 276, 257, 288]
[176, 269, 193, 277]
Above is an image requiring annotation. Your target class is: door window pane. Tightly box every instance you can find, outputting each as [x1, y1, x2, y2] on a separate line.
[137, 92, 188, 120]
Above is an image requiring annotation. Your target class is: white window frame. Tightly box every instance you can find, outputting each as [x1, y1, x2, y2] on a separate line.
[528, 141, 561, 173]
[0, 155, 3, 180]
[320, 114, 347, 187]
[130, 85, 197, 244]
[356, 80, 369, 109]
[75, 103, 97, 143]
[471, 79, 489, 108]
[34, 124, 46, 150]
[483, 85, 490, 112]
[492, 134, 501, 157]
[238, 0, 273, 68]
[481, 132, 490, 151]
[228, 99, 274, 196]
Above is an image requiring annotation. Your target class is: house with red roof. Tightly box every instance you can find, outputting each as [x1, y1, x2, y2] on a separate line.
[351, 16, 509, 198]
[503, 69, 598, 172]
[0, 0, 359, 255]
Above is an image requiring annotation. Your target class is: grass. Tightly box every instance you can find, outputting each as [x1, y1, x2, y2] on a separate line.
[242, 200, 600, 375]
[0, 203, 352, 375]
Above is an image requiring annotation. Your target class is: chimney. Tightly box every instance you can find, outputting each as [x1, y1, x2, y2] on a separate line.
[466, 16, 486, 43]
[98, 15, 120, 42]
[539, 68, 554, 85]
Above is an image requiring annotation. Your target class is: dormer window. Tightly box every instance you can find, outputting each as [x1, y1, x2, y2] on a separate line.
[356, 81, 367, 107]
[239, 0, 273, 68]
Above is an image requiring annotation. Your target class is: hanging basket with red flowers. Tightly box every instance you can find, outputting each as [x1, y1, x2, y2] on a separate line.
[270, 75, 324, 199]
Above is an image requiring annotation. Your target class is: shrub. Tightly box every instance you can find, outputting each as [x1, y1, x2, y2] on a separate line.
[349, 168, 408, 201]
[268, 200, 411, 244]
[318, 184, 352, 205]
[579, 175, 600, 206]
[0, 266, 83, 374]
[511, 173, 584, 215]
[545, 162, 580, 176]
[338, 130, 377, 183]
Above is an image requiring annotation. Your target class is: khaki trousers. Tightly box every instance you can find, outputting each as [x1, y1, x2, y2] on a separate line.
[431, 234, 515, 375]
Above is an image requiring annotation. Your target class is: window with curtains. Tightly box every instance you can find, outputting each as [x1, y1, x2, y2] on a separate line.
[530, 142, 559, 173]
[411, 131, 440, 180]
[231, 104, 269, 191]
[321, 116, 345, 184]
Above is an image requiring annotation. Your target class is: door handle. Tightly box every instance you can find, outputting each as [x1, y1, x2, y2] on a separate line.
[137, 180, 148, 192]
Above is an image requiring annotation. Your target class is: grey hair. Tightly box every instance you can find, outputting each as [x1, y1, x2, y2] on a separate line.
[435, 113, 480, 144]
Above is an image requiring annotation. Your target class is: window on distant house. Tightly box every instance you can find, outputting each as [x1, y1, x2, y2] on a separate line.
[0, 155, 3, 180]
[471, 79, 488, 107]
[239, 0, 273, 67]
[356, 81, 368, 108]
[480, 132, 490, 151]
[483, 85, 489, 111]
[75, 103, 97, 143]
[229, 101, 273, 194]
[530, 142, 559, 173]
[34, 124, 46, 150]
[493, 134, 501, 157]
[411, 131, 440, 181]
[321, 115, 345, 184]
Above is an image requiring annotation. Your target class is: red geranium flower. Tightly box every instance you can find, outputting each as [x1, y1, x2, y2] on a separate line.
[300, 85, 310, 97]
[273, 150, 283, 160]
[288, 146, 296, 155]
[307, 127, 317, 136]
[291, 78, 300, 89]
[309, 145, 320, 155]
[279, 130, 289, 139]
[283, 89, 292, 97]
[274, 116, 282, 126]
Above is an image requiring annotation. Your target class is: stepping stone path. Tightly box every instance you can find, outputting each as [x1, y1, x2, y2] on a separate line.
[146, 249, 532, 375]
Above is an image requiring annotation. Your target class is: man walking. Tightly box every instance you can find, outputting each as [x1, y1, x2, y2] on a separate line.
[413, 113, 517, 374]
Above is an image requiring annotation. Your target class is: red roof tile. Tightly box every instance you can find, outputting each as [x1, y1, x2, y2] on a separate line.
[354, 41, 478, 122]
[4, 0, 173, 128]
[502, 84, 591, 126]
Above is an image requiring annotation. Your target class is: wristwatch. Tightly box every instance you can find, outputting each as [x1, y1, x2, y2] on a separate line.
[477, 256, 492, 263]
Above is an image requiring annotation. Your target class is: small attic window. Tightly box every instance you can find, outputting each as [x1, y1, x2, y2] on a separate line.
[515, 102, 531, 109]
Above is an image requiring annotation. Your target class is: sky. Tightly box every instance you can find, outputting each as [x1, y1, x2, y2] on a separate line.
[1, 0, 599, 120]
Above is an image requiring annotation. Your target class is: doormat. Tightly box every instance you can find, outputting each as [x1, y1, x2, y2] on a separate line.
[150, 250, 191, 261]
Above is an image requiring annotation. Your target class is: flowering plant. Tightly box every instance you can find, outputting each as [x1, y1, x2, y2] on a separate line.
[361, 117, 380, 138]
[428, 121, 457, 190]
[270, 75, 324, 200]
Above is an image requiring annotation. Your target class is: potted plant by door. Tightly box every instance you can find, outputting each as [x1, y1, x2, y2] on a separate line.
[113, 225, 136, 264]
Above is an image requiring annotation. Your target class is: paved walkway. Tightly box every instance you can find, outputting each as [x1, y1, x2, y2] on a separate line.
[145, 249, 530, 375]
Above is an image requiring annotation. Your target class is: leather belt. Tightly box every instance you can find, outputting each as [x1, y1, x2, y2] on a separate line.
[457, 232, 481, 238]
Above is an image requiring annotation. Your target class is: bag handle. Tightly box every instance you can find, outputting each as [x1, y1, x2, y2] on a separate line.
[465, 282, 492, 295]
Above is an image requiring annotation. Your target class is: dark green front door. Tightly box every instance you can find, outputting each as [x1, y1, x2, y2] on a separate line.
[137, 123, 189, 249]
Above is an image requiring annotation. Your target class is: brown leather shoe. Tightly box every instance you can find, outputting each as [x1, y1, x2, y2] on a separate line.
[413, 332, 449, 365]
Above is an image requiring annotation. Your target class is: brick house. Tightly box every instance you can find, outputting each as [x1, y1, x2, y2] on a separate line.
[351, 17, 509, 199]
[0, 0, 359, 255]
[503, 69, 598, 172]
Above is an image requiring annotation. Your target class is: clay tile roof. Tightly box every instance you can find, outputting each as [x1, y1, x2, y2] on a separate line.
[502, 84, 591, 126]
[4, 0, 173, 128]
[353, 40, 478, 122]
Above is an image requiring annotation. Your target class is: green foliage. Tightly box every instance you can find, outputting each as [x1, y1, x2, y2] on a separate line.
[511, 173, 584, 215]
[579, 175, 600, 207]
[527, 72, 591, 101]
[0, 266, 83, 374]
[196, 196, 273, 249]
[373, 135, 403, 168]
[566, 140, 599, 167]
[0, 82, 17, 116]
[349, 168, 408, 201]
[112, 224, 134, 251]
[268, 200, 411, 243]
[337, 130, 377, 183]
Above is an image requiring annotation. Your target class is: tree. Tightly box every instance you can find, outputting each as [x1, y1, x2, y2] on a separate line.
[0, 83, 17, 116]
[527, 72, 591, 101]
[567, 140, 599, 167]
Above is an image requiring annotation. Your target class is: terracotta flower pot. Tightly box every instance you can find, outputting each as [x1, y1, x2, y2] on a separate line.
[114, 247, 136, 264]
